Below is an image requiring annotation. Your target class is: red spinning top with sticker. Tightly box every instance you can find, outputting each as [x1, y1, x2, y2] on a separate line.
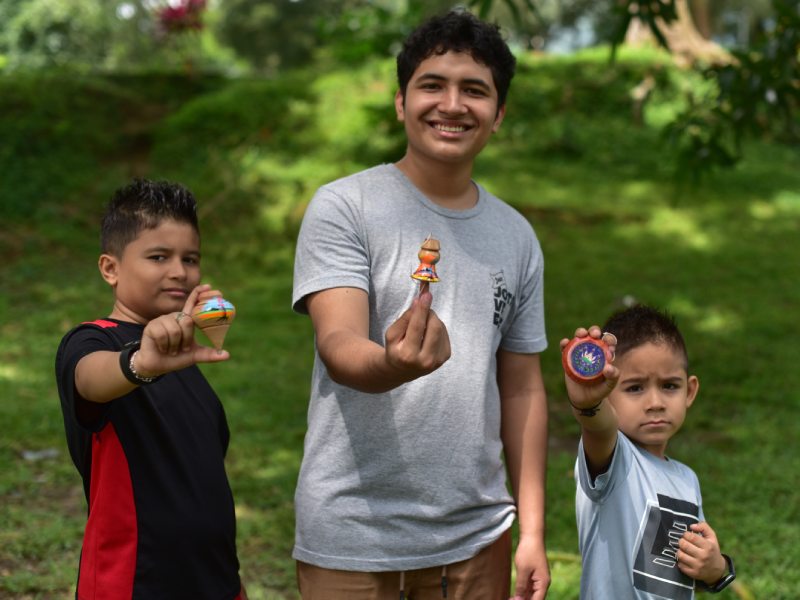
[562, 337, 608, 385]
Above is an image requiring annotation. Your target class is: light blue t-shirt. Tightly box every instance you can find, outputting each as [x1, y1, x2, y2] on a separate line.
[576, 432, 705, 599]
[292, 164, 547, 571]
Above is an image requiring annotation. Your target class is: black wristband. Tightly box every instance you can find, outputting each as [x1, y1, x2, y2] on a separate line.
[119, 341, 160, 385]
[569, 398, 604, 417]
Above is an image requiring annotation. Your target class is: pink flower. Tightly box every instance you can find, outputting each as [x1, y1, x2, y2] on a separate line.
[158, 0, 206, 33]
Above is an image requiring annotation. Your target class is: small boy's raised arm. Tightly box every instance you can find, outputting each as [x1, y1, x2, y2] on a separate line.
[560, 326, 619, 479]
[75, 284, 229, 404]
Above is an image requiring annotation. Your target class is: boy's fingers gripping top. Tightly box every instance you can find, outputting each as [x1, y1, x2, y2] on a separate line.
[182, 283, 219, 314]
[601, 332, 618, 346]
[182, 285, 202, 315]
[174, 310, 193, 351]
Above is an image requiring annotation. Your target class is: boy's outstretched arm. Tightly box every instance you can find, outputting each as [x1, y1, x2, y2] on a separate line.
[560, 326, 620, 479]
[306, 286, 450, 394]
[498, 350, 550, 600]
[676, 522, 729, 585]
[75, 284, 229, 403]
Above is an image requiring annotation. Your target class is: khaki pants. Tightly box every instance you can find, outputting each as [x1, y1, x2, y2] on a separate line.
[296, 528, 511, 600]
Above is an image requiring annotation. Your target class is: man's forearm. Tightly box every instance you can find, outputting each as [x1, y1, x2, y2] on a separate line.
[316, 329, 408, 394]
[498, 351, 548, 535]
[307, 286, 450, 394]
[504, 397, 548, 535]
[501, 386, 548, 536]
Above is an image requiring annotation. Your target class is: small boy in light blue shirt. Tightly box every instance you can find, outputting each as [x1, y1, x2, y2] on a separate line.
[562, 305, 735, 599]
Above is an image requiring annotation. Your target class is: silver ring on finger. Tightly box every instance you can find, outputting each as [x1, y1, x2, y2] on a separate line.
[175, 311, 186, 323]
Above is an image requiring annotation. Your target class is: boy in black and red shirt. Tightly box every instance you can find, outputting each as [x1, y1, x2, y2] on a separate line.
[55, 179, 246, 599]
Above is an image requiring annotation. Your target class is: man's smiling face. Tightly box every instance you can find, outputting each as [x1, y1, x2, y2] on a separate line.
[395, 50, 505, 167]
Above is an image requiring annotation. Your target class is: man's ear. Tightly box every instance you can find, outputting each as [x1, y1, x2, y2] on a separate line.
[492, 103, 506, 133]
[98, 253, 120, 288]
[686, 375, 700, 408]
[394, 89, 405, 122]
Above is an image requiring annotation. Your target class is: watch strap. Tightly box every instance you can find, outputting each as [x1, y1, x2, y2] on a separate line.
[697, 553, 735, 593]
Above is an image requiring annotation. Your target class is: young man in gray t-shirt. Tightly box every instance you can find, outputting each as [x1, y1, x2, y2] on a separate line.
[292, 10, 550, 600]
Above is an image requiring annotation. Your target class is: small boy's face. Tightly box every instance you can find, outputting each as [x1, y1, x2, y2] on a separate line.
[395, 50, 505, 167]
[99, 219, 201, 324]
[608, 342, 699, 459]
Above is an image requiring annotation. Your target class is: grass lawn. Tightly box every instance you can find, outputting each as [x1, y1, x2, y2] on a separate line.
[1, 51, 799, 598]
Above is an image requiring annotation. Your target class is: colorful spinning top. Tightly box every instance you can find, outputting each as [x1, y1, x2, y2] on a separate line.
[411, 235, 441, 283]
[191, 292, 236, 351]
[562, 337, 608, 385]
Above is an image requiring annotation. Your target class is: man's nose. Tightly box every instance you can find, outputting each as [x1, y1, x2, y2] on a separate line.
[439, 87, 466, 114]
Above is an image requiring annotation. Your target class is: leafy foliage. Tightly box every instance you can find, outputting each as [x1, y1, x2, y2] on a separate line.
[712, 0, 800, 143]
[0, 0, 114, 68]
[0, 71, 224, 220]
[0, 72, 124, 218]
[665, 0, 800, 178]
[316, 0, 452, 66]
[609, 0, 681, 53]
[213, 0, 333, 71]
[470, 0, 799, 176]
[0, 0, 234, 72]
[470, 0, 543, 26]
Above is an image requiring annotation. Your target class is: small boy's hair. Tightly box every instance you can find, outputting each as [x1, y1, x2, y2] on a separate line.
[101, 178, 199, 257]
[603, 305, 690, 371]
[396, 9, 517, 109]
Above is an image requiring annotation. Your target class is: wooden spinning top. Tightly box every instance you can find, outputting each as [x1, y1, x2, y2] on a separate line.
[562, 337, 608, 385]
[411, 236, 441, 283]
[191, 292, 236, 351]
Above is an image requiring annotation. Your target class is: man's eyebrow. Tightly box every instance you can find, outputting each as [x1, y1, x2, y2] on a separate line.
[415, 72, 492, 89]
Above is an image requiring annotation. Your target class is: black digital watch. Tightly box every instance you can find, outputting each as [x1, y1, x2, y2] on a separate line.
[697, 553, 735, 593]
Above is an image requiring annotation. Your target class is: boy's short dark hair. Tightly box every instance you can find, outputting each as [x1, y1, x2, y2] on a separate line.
[396, 9, 517, 108]
[603, 305, 690, 371]
[101, 178, 199, 257]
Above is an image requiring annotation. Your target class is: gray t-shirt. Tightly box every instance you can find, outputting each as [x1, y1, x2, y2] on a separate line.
[576, 432, 705, 600]
[291, 164, 547, 571]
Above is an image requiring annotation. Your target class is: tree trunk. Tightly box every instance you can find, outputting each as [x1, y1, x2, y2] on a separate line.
[689, 0, 713, 40]
[624, 0, 733, 67]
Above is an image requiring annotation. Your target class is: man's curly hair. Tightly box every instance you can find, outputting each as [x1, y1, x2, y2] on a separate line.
[396, 9, 516, 109]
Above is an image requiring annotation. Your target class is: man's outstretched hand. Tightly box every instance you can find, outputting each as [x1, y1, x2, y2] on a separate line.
[384, 288, 451, 383]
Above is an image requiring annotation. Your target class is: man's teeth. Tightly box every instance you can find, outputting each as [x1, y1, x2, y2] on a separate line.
[434, 124, 466, 132]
